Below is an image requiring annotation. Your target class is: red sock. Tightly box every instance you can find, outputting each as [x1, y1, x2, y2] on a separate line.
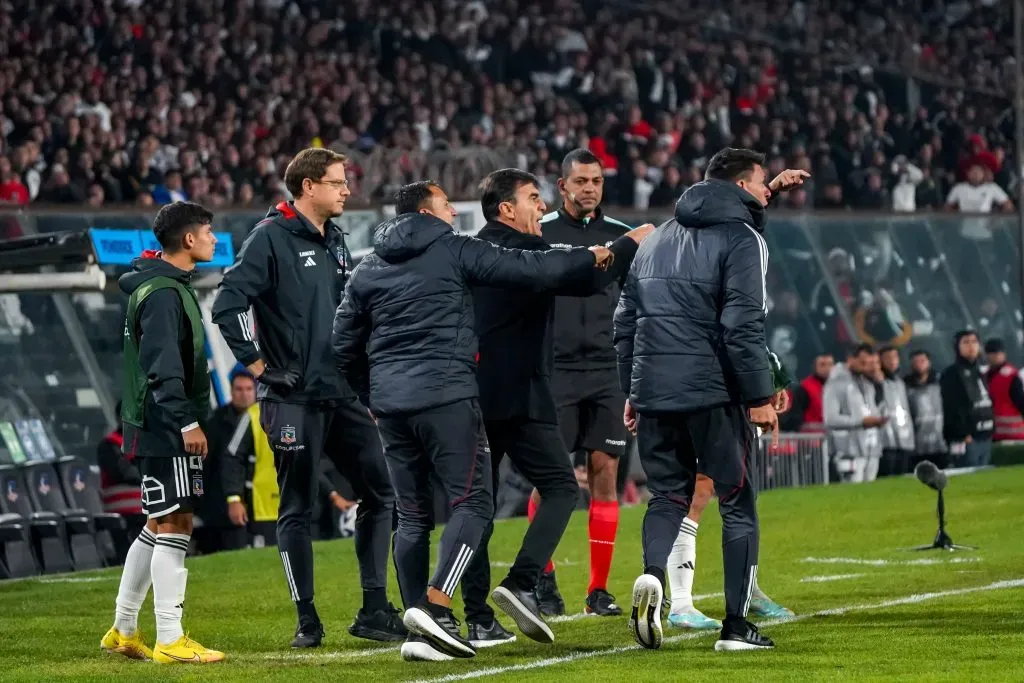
[587, 499, 619, 595]
[528, 496, 555, 574]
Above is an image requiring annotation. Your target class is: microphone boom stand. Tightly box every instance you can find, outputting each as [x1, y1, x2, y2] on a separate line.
[913, 489, 977, 552]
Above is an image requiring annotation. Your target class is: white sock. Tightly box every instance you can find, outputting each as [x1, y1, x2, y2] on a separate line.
[113, 527, 156, 634]
[152, 533, 190, 645]
[668, 517, 699, 612]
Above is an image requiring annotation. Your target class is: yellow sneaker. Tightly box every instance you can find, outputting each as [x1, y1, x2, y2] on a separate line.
[100, 626, 153, 660]
[152, 634, 225, 664]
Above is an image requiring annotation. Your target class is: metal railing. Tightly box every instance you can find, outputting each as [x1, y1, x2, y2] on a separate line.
[754, 433, 830, 491]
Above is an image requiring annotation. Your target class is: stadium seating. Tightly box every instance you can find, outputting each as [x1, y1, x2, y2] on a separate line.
[56, 456, 128, 565]
[0, 465, 72, 574]
[21, 461, 104, 571]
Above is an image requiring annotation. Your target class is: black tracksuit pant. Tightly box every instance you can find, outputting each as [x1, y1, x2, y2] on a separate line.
[376, 398, 493, 608]
[637, 404, 760, 621]
[461, 417, 579, 625]
[260, 396, 395, 614]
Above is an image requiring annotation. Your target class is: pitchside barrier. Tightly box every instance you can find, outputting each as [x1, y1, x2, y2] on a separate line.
[754, 433, 830, 491]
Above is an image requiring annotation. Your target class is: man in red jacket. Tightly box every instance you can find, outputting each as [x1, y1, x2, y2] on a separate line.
[780, 353, 835, 433]
[983, 339, 1024, 442]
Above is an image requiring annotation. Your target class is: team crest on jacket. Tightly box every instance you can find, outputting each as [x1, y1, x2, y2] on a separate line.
[281, 426, 296, 445]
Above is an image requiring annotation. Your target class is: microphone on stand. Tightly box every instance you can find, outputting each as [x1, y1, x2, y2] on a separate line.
[911, 460, 975, 552]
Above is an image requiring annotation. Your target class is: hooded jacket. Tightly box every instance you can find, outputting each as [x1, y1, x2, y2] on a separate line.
[940, 332, 994, 442]
[613, 179, 774, 413]
[822, 362, 884, 460]
[331, 213, 599, 417]
[119, 253, 209, 458]
[212, 202, 354, 404]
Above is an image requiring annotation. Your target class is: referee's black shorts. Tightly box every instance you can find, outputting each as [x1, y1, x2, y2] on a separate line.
[554, 368, 629, 458]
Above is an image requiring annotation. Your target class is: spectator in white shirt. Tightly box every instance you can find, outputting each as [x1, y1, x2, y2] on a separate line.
[891, 155, 924, 212]
[946, 164, 1013, 213]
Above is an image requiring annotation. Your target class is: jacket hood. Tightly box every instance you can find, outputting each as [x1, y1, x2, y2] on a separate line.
[674, 179, 766, 231]
[118, 250, 194, 294]
[374, 213, 454, 263]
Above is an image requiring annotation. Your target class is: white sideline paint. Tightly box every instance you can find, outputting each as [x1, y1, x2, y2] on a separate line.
[800, 573, 867, 583]
[406, 579, 1024, 683]
[547, 592, 723, 623]
[802, 556, 982, 566]
[252, 645, 402, 662]
[38, 576, 117, 584]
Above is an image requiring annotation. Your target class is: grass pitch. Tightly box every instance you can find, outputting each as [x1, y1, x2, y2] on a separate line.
[3, 466, 1023, 682]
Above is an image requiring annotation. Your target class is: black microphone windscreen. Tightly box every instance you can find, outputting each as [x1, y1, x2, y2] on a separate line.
[915, 460, 947, 491]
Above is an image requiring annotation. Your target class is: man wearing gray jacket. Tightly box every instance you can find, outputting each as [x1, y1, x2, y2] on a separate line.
[823, 344, 889, 483]
[904, 350, 948, 470]
[878, 347, 916, 476]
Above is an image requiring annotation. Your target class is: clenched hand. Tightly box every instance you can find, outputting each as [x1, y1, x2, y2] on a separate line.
[769, 169, 810, 193]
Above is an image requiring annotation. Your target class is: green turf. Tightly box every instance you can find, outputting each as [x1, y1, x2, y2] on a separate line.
[3, 467, 1023, 682]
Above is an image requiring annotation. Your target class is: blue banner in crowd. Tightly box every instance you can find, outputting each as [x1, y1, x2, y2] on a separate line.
[88, 228, 235, 267]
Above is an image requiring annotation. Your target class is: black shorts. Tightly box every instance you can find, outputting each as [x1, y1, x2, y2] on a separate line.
[140, 455, 204, 520]
[554, 369, 629, 457]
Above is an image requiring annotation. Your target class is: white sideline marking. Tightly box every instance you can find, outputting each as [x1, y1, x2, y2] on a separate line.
[800, 573, 867, 583]
[251, 645, 402, 662]
[548, 592, 723, 623]
[406, 579, 1024, 683]
[38, 576, 117, 584]
[802, 556, 982, 567]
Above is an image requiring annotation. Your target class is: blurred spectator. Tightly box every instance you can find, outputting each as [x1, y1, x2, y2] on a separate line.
[779, 352, 834, 433]
[823, 344, 888, 483]
[195, 371, 258, 555]
[96, 401, 145, 539]
[940, 330, 993, 467]
[946, 164, 1013, 213]
[982, 338, 1024, 443]
[0, 157, 29, 205]
[904, 350, 948, 470]
[878, 346, 915, 476]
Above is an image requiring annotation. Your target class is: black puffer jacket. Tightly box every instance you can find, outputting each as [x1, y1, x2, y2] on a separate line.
[332, 213, 598, 416]
[614, 179, 775, 413]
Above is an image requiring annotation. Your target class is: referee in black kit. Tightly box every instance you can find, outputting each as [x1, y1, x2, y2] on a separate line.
[616, 148, 805, 653]
[332, 180, 612, 662]
[212, 148, 404, 648]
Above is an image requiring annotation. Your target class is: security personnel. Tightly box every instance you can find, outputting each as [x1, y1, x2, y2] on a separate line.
[222, 401, 279, 547]
[983, 338, 1024, 441]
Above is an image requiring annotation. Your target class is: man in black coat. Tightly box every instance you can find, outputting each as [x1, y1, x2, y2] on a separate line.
[331, 180, 612, 662]
[940, 330, 994, 466]
[457, 170, 652, 647]
[615, 148, 801, 653]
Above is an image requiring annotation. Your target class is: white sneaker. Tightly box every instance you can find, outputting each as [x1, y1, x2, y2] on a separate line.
[628, 574, 664, 650]
[401, 635, 455, 662]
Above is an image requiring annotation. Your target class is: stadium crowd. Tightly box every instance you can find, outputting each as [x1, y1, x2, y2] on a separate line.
[0, 0, 1017, 213]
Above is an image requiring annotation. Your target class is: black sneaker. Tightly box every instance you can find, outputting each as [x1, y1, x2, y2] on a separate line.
[714, 618, 775, 651]
[403, 602, 476, 659]
[467, 618, 517, 648]
[586, 588, 623, 616]
[491, 580, 555, 644]
[536, 571, 565, 617]
[348, 603, 409, 642]
[290, 619, 325, 648]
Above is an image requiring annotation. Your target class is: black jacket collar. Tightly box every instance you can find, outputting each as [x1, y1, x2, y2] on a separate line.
[478, 221, 549, 247]
[556, 205, 605, 230]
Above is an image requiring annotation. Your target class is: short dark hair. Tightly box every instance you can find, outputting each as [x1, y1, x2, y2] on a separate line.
[704, 147, 766, 182]
[152, 201, 213, 252]
[561, 148, 602, 179]
[879, 345, 898, 356]
[230, 370, 255, 386]
[394, 181, 439, 215]
[909, 349, 930, 359]
[284, 147, 347, 197]
[854, 342, 876, 356]
[480, 168, 540, 222]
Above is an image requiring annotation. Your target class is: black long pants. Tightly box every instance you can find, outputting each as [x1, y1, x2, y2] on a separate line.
[879, 448, 913, 478]
[461, 418, 579, 625]
[377, 398, 493, 608]
[637, 404, 760, 621]
[260, 397, 395, 611]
